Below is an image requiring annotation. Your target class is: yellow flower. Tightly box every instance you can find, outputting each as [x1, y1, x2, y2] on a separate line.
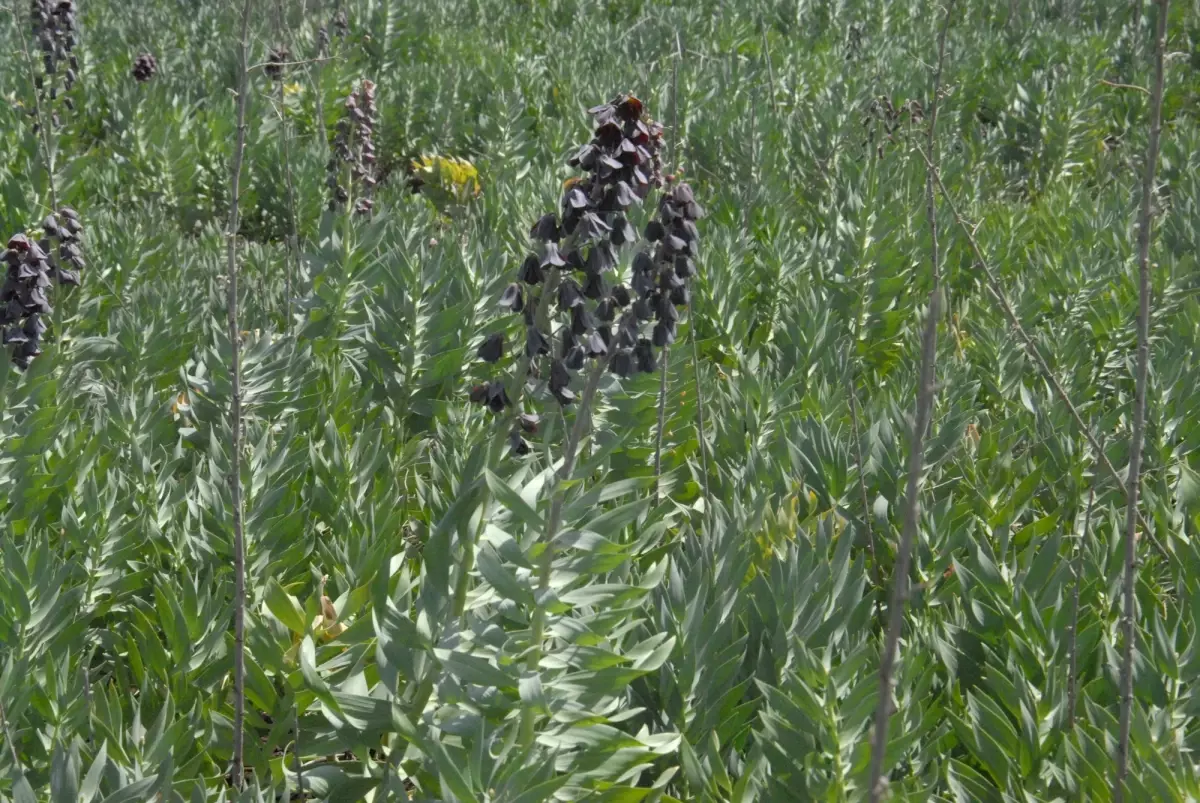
[283, 82, 303, 97]
[410, 154, 482, 214]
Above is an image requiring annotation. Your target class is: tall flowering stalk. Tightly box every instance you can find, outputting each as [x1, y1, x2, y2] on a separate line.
[325, 79, 377, 216]
[470, 95, 666, 450]
[463, 93, 706, 746]
[2, 210, 83, 369]
[29, 0, 80, 125]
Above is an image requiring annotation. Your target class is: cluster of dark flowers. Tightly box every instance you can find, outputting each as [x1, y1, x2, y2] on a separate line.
[316, 25, 330, 60]
[469, 94, 704, 455]
[2, 208, 83, 370]
[326, 79, 377, 215]
[29, 0, 79, 122]
[265, 47, 289, 82]
[314, 7, 347, 59]
[845, 22, 866, 61]
[861, 94, 923, 159]
[131, 52, 157, 83]
[331, 9, 348, 38]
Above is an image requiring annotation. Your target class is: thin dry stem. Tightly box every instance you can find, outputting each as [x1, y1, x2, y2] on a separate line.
[1099, 78, 1150, 94]
[225, 0, 254, 789]
[867, 3, 953, 798]
[917, 149, 1170, 562]
[1116, 0, 1168, 796]
[249, 54, 335, 72]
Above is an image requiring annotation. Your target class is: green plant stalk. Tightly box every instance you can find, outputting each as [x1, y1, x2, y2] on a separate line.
[760, 18, 778, 115]
[687, 293, 710, 505]
[311, 37, 327, 155]
[411, 270, 564, 723]
[867, 3, 953, 798]
[850, 149, 881, 596]
[453, 474, 492, 619]
[846, 374, 879, 593]
[293, 703, 305, 797]
[653, 39, 681, 483]
[653, 349, 670, 480]
[344, 161, 355, 261]
[1067, 474, 1097, 730]
[0, 697, 22, 772]
[1116, 0, 1168, 796]
[272, 0, 300, 331]
[521, 355, 609, 746]
[16, 30, 56, 212]
[225, 0, 255, 788]
[278, 85, 299, 324]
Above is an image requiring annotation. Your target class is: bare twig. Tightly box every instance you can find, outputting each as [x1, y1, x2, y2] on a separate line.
[916, 149, 1170, 562]
[867, 3, 954, 798]
[225, 0, 254, 789]
[1116, 0, 1168, 797]
[248, 55, 335, 72]
[1099, 78, 1150, 94]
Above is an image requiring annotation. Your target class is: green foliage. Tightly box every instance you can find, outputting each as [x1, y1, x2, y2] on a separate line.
[1, 0, 1199, 800]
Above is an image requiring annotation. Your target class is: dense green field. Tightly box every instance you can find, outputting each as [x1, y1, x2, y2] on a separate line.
[2, 0, 1199, 799]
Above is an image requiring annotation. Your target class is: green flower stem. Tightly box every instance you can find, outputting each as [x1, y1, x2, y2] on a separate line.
[653, 345, 669, 479]
[521, 354, 608, 747]
[224, 0, 255, 787]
